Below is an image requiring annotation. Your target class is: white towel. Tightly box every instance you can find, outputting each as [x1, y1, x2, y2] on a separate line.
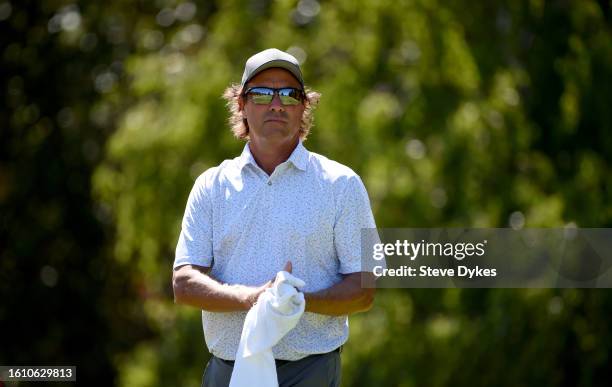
[229, 271, 306, 387]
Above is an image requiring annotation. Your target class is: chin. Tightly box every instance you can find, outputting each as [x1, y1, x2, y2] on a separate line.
[260, 125, 290, 136]
[256, 130, 299, 143]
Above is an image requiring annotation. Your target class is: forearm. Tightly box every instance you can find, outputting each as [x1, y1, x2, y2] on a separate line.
[304, 272, 375, 316]
[173, 265, 262, 312]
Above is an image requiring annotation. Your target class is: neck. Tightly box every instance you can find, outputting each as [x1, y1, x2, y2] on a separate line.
[249, 137, 299, 175]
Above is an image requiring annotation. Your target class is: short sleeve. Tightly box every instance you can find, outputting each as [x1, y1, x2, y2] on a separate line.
[333, 175, 377, 274]
[174, 174, 213, 269]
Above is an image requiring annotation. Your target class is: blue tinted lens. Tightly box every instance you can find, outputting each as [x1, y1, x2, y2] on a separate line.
[278, 88, 303, 105]
[247, 88, 273, 104]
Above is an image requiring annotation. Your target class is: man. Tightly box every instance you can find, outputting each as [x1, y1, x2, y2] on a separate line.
[173, 48, 377, 387]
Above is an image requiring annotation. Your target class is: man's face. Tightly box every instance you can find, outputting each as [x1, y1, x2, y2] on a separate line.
[241, 68, 305, 145]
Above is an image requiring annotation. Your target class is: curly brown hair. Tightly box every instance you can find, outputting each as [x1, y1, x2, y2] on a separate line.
[222, 84, 321, 141]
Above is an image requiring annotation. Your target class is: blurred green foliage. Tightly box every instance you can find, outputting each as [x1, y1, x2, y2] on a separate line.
[1, 0, 611, 386]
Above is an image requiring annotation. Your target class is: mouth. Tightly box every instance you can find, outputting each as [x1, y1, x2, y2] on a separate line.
[264, 118, 287, 123]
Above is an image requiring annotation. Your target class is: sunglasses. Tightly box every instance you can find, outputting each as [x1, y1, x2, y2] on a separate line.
[243, 87, 305, 106]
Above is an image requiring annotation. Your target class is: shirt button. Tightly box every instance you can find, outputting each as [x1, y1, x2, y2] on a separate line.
[267, 181, 272, 186]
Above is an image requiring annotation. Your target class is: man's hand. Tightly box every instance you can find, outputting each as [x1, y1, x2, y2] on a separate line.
[246, 261, 293, 306]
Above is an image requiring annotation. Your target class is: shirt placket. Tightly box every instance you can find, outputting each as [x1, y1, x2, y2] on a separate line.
[264, 164, 289, 265]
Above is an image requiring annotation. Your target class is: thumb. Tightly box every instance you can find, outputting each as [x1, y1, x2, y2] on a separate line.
[283, 261, 292, 273]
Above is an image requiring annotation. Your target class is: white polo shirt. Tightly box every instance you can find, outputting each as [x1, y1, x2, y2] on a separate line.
[174, 141, 376, 360]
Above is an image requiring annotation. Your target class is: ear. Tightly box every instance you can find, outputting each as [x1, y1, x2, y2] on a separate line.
[238, 96, 245, 114]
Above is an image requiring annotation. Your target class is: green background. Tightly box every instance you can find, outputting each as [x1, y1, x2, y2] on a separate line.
[1, 0, 611, 385]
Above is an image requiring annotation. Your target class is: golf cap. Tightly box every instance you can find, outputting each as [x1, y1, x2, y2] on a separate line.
[241, 48, 304, 88]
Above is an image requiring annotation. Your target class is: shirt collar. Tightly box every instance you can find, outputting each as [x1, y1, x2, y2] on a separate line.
[237, 142, 258, 170]
[287, 141, 309, 171]
[238, 141, 309, 172]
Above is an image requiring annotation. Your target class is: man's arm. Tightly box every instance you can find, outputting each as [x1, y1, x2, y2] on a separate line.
[172, 264, 269, 312]
[304, 272, 376, 316]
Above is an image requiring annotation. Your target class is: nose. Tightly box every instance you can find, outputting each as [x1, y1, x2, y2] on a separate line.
[268, 93, 284, 111]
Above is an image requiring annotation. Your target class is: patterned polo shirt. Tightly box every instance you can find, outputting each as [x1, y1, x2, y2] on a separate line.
[174, 141, 376, 360]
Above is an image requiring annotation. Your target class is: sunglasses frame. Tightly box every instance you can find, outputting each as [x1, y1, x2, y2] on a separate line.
[243, 86, 305, 106]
